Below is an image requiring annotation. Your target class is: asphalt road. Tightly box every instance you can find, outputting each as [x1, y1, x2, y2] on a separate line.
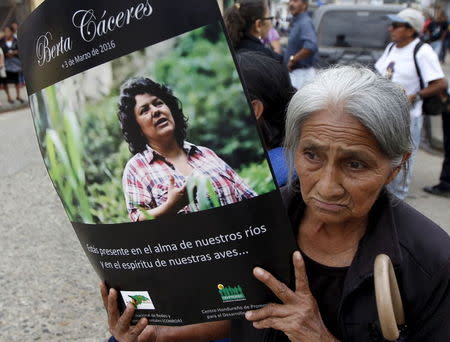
[0, 108, 109, 341]
[0, 106, 449, 342]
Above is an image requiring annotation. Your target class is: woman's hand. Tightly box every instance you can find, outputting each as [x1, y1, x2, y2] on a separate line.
[245, 251, 340, 342]
[100, 282, 167, 342]
[164, 176, 189, 213]
[138, 176, 188, 220]
[100, 283, 230, 342]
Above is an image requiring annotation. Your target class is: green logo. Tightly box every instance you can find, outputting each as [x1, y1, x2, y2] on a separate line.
[128, 295, 150, 307]
[217, 284, 246, 302]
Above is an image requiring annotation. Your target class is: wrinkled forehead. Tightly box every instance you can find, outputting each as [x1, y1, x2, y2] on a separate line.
[298, 110, 382, 152]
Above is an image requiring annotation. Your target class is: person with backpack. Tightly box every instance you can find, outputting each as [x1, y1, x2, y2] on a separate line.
[375, 8, 447, 200]
[423, 94, 450, 198]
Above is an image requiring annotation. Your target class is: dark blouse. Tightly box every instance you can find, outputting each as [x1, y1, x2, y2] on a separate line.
[236, 34, 283, 63]
[231, 183, 450, 342]
[303, 253, 348, 340]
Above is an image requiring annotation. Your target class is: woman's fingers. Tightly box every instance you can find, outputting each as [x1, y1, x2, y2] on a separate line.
[293, 251, 311, 295]
[253, 267, 296, 304]
[129, 317, 148, 339]
[107, 288, 120, 328]
[245, 302, 289, 322]
[117, 303, 137, 333]
[137, 325, 158, 342]
[100, 282, 109, 310]
[252, 317, 284, 331]
[168, 175, 175, 188]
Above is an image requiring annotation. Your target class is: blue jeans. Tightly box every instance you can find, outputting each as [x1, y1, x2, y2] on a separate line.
[387, 115, 423, 200]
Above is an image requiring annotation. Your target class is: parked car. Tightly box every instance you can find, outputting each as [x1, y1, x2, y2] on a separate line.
[313, 4, 405, 68]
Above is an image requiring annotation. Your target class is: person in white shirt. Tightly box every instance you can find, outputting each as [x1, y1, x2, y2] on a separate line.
[375, 8, 447, 200]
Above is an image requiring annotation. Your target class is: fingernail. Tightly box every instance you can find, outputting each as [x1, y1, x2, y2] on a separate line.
[294, 251, 302, 260]
[254, 267, 264, 277]
[245, 311, 252, 319]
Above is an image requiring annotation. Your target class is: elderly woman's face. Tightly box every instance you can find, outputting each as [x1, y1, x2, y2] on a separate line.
[134, 93, 176, 144]
[295, 109, 398, 224]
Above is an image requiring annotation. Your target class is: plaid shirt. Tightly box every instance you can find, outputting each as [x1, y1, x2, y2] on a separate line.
[123, 142, 257, 221]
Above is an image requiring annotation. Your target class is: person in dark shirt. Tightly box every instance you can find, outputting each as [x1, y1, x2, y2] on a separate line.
[236, 51, 296, 186]
[223, 0, 282, 63]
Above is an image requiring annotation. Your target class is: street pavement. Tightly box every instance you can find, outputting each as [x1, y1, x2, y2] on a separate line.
[0, 83, 449, 341]
[0, 108, 109, 341]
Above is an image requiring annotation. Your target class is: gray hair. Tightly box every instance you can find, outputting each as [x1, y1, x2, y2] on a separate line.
[284, 65, 412, 187]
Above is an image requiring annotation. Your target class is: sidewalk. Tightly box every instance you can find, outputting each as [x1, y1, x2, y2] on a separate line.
[0, 83, 28, 113]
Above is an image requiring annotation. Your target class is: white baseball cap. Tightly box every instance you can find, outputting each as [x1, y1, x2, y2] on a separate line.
[387, 8, 424, 34]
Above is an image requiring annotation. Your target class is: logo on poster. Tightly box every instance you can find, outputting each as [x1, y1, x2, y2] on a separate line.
[218, 284, 246, 303]
[120, 291, 155, 310]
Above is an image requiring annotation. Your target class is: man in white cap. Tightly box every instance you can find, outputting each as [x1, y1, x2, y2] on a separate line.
[375, 8, 447, 200]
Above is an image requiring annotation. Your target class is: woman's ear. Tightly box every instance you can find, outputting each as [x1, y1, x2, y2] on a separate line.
[252, 20, 262, 39]
[254, 19, 262, 31]
[385, 153, 411, 185]
[251, 99, 264, 121]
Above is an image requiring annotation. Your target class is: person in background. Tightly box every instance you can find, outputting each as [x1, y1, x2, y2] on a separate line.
[236, 50, 295, 186]
[284, 0, 318, 89]
[0, 46, 6, 106]
[423, 92, 450, 197]
[0, 26, 23, 104]
[9, 21, 24, 86]
[10, 22, 18, 38]
[224, 0, 282, 63]
[375, 8, 446, 200]
[262, 27, 282, 54]
[426, 9, 448, 62]
[439, 11, 449, 62]
[422, 10, 433, 39]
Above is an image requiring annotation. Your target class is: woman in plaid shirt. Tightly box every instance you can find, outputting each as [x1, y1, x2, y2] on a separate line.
[118, 77, 256, 221]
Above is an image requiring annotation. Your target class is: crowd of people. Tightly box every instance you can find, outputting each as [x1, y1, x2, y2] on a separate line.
[102, 1, 449, 342]
[0, 21, 24, 108]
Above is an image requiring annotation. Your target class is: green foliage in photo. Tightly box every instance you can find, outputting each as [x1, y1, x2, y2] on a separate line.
[154, 24, 264, 168]
[32, 23, 275, 224]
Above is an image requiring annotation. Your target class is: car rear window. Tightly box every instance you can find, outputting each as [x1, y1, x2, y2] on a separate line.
[317, 10, 394, 49]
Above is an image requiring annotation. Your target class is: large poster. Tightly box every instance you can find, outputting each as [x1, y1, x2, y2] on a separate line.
[20, 0, 297, 325]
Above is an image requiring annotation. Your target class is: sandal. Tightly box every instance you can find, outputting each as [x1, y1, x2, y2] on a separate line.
[16, 98, 25, 103]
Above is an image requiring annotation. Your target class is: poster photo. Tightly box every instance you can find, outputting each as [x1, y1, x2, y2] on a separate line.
[29, 23, 275, 225]
[20, 0, 297, 325]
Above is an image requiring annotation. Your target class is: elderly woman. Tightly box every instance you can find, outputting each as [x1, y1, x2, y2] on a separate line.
[118, 77, 256, 221]
[103, 66, 449, 341]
